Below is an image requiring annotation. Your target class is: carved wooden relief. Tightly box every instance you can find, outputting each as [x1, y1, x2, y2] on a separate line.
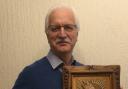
[63, 65, 120, 89]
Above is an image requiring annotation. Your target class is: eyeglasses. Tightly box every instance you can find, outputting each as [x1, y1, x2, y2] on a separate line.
[48, 24, 78, 32]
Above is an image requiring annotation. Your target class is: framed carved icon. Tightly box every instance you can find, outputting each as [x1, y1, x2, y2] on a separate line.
[63, 65, 120, 89]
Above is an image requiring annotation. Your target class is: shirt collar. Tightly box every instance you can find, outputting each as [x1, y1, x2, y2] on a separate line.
[47, 51, 63, 69]
[46, 51, 76, 70]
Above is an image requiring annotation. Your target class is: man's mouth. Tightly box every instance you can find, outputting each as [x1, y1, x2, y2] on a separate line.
[56, 41, 70, 46]
[57, 41, 69, 44]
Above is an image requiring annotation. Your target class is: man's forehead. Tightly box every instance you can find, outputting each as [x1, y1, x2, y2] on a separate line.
[51, 7, 73, 14]
[48, 8, 76, 24]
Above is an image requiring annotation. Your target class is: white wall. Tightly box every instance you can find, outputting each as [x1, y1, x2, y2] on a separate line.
[0, 0, 128, 89]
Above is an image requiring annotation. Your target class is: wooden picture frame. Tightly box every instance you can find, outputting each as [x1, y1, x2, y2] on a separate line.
[63, 65, 120, 89]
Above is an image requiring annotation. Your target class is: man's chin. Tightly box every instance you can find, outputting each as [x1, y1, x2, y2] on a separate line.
[56, 47, 72, 53]
[51, 44, 73, 53]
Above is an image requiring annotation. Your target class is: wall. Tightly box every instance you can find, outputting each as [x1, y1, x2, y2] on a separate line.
[0, 0, 128, 89]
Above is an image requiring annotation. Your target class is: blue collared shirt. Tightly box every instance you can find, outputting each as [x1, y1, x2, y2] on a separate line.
[46, 51, 76, 71]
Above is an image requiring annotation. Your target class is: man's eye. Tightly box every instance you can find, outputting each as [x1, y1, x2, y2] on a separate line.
[50, 27, 58, 32]
[64, 25, 74, 31]
[65, 26, 73, 29]
[48, 25, 59, 32]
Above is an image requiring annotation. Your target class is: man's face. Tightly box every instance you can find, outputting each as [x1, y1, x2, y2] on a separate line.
[46, 8, 78, 54]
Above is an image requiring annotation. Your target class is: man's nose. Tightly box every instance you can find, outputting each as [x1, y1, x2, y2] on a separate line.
[58, 27, 67, 38]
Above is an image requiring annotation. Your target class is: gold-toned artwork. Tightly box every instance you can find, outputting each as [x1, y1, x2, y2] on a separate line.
[63, 65, 120, 89]
[73, 77, 110, 89]
[76, 80, 104, 89]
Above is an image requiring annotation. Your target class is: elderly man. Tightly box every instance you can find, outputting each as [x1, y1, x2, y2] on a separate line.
[12, 5, 82, 89]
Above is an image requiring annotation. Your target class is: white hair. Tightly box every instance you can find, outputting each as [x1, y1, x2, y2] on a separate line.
[45, 4, 80, 33]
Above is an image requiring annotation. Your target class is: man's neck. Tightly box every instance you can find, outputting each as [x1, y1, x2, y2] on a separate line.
[53, 51, 73, 65]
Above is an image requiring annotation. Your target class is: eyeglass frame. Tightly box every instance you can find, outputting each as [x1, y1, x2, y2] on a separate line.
[47, 24, 78, 33]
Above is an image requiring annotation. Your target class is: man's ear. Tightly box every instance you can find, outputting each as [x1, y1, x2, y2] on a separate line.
[77, 31, 78, 36]
[76, 31, 78, 42]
